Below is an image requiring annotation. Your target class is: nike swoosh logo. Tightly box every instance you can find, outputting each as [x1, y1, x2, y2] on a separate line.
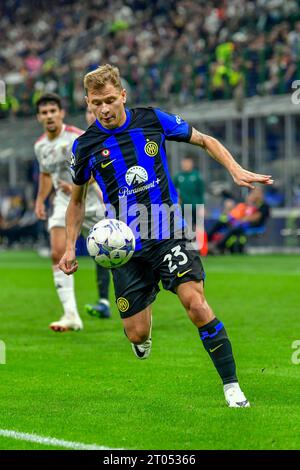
[209, 344, 223, 353]
[177, 268, 192, 278]
[101, 159, 116, 169]
[133, 345, 146, 358]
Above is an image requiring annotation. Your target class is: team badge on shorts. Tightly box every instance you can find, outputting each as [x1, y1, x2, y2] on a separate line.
[117, 297, 129, 312]
[144, 140, 158, 157]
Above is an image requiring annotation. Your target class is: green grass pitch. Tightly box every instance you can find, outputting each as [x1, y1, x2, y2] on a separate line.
[0, 251, 299, 450]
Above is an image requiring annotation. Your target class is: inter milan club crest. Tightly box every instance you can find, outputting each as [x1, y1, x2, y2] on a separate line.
[117, 297, 129, 312]
[101, 149, 110, 157]
[144, 139, 158, 157]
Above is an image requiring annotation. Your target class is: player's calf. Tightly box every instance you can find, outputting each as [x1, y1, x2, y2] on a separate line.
[177, 281, 214, 326]
[199, 318, 250, 407]
[177, 281, 249, 407]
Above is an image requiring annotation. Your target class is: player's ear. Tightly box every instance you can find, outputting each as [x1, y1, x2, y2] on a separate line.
[85, 96, 89, 107]
[61, 109, 66, 119]
[121, 89, 127, 104]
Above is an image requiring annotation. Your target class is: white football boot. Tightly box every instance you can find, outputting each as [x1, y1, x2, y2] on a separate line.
[131, 317, 152, 360]
[49, 313, 83, 332]
[131, 338, 152, 360]
[224, 383, 250, 407]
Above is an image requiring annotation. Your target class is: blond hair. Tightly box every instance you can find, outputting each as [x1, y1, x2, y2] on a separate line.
[84, 64, 122, 93]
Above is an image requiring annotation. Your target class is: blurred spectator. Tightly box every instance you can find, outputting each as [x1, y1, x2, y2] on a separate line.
[173, 155, 204, 229]
[208, 187, 270, 253]
[0, 189, 39, 247]
[1, 0, 300, 117]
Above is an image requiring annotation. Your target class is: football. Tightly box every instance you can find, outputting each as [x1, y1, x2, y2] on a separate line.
[86, 218, 135, 268]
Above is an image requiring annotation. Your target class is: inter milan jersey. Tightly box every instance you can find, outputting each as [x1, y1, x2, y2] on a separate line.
[71, 107, 192, 251]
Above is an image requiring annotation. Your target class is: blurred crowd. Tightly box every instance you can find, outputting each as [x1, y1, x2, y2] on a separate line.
[0, 160, 48, 248]
[0, 188, 41, 247]
[1, 0, 300, 118]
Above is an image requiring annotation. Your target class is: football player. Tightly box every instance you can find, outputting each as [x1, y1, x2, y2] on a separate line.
[59, 65, 273, 406]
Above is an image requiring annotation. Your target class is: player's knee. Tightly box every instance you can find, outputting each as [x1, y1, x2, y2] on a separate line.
[188, 292, 207, 315]
[184, 291, 213, 324]
[126, 326, 149, 344]
[180, 284, 205, 311]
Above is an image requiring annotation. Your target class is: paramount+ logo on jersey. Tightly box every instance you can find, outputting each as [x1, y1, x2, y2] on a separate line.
[118, 166, 160, 198]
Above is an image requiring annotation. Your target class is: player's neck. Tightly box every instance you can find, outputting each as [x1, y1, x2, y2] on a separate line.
[118, 109, 127, 127]
[46, 124, 64, 140]
[108, 109, 127, 129]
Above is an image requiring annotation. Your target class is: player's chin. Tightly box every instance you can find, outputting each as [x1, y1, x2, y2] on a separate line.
[101, 117, 116, 128]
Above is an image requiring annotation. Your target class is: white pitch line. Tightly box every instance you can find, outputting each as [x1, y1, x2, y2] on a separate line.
[0, 429, 120, 450]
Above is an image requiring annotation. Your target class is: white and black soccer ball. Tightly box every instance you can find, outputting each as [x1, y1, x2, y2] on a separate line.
[86, 219, 135, 268]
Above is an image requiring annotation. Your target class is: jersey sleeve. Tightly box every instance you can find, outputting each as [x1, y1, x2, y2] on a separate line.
[70, 139, 92, 185]
[154, 108, 192, 142]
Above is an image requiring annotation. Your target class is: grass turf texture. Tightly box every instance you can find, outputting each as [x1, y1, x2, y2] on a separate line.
[0, 251, 299, 450]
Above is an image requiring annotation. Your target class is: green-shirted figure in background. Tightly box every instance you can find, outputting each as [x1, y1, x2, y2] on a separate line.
[173, 156, 205, 229]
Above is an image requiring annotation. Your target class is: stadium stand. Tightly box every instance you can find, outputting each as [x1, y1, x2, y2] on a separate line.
[1, 0, 300, 252]
[1, 0, 300, 117]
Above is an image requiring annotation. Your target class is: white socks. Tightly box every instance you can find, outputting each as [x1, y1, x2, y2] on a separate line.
[53, 268, 81, 320]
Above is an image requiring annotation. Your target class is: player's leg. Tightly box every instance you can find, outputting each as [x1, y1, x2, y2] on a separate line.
[176, 280, 249, 407]
[49, 226, 83, 332]
[155, 239, 249, 407]
[112, 257, 158, 360]
[123, 306, 152, 360]
[85, 263, 111, 318]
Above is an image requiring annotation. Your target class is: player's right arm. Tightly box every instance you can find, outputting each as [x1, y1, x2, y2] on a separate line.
[189, 128, 273, 189]
[58, 183, 88, 275]
[59, 135, 92, 274]
[35, 172, 53, 220]
[154, 109, 273, 189]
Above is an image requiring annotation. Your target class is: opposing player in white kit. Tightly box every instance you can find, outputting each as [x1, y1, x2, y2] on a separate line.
[34, 93, 105, 331]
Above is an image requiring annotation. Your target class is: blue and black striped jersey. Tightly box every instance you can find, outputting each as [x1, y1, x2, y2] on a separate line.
[71, 107, 192, 250]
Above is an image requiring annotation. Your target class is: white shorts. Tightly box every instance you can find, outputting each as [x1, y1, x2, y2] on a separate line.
[48, 195, 105, 235]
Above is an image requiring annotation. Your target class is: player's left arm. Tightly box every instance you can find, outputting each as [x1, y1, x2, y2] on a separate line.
[189, 128, 273, 189]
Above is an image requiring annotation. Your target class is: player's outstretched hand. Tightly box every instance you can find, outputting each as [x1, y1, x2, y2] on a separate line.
[231, 166, 274, 190]
[59, 249, 78, 275]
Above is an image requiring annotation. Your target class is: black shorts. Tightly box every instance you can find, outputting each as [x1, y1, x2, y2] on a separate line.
[112, 238, 205, 318]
